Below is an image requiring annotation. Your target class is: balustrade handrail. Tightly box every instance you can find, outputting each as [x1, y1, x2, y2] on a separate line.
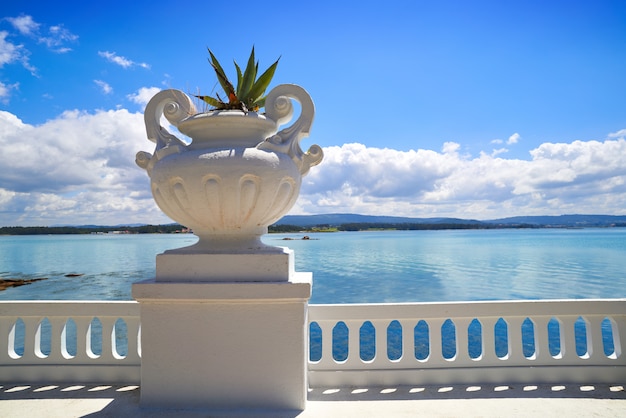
[0, 300, 140, 317]
[309, 298, 626, 319]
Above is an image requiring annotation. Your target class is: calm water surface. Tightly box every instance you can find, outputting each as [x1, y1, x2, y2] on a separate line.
[1, 229, 625, 303]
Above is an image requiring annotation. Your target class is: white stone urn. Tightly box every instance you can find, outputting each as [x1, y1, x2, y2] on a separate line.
[136, 84, 323, 254]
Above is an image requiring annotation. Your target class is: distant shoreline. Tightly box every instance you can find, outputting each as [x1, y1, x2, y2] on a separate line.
[3, 214, 626, 235]
[1, 222, 624, 236]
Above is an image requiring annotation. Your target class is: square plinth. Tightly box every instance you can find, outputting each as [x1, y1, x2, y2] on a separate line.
[155, 247, 295, 282]
[132, 273, 312, 412]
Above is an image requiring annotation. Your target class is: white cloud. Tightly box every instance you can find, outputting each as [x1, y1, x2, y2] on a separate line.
[47, 24, 78, 43]
[40, 23, 79, 52]
[442, 142, 461, 154]
[94, 80, 113, 95]
[608, 129, 626, 139]
[0, 106, 625, 225]
[127, 87, 161, 107]
[507, 132, 520, 144]
[5, 15, 40, 36]
[0, 81, 19, 102]
[0, 31, 18, 66]
[99, 51, 132, 67]
[98, 51, 150, 69]
[1, 15, 77, 80]
[488, 133, 520, 157]
[490, 148, 508, 157]
[0, 109, 171, 226]
[0, 30, 35, 74]
[5, 15, 77, 53]
[299, 137, 626, 219]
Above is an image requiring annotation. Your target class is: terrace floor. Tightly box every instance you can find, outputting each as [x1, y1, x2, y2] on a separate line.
[1, 383, 625, 417]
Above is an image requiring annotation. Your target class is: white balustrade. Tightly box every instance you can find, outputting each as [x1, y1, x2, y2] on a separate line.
[0, 301, 140, 383]
[307, 299, 626, 387]
[1, 299, 625, 387]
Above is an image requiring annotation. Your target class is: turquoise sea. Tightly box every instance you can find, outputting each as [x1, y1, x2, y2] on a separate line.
[1, 228, 625, 303]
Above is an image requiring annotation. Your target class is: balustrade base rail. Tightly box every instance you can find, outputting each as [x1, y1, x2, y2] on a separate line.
[309, 365, 625, 388]
[0, 364, 140, 384]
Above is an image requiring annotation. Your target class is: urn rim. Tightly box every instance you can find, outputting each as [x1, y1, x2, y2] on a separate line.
[177, 110, 278, 147]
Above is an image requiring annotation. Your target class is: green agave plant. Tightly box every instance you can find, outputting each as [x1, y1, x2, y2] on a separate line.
[195, 47, 280, 112]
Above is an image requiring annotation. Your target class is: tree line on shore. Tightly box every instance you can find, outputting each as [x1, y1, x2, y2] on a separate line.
[271, 222, 539, 232]
[0, 222, 543, 236]
[0, 224, 187, 235]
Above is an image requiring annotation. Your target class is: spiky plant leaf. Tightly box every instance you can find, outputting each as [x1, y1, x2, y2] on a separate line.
[208, 49, 234, 97]
[246, 57, 280, 105]
[209, 61, 236, 101]
[239, 46, 257, 101]
[234, 61, 243, 97]
[194, 94, 224, 108]
[254, 97, 266, 109]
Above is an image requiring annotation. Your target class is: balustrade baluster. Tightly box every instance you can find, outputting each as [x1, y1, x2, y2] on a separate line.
[587, 315, 606, 361]
[346, 320, 361, 366]
[399, 319, 413, 366]
[533, 316, 551, 363]
[0, 317, 17, 363]
[125, 317, 141, 361]
[613, 315, 626, 359]
[47, 317, 68, 362]
[22, 317, 41, 361]
[99, 317, 116, 361]
[73, 317, 93, 361]
[454, 317, 472, 365]
[428, 318, 445, 365]
[560, 316, 579, 360]
[507, 316, 525, 363]
[480, 317, 498, 365]
[371, 319, 389, 365]
[320, 320, 334, 366]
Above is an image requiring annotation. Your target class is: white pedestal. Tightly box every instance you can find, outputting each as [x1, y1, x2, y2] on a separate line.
[132, 270, 311, 414]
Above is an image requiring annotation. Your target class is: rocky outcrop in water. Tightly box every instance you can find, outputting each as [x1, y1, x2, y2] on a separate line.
[0, 278, 47, 291]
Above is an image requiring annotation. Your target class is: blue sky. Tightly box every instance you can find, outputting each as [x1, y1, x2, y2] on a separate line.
[1, 0, 626, 226]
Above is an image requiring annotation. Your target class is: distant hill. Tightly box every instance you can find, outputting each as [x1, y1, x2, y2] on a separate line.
[484, 214, 626, 227]
[276, 213, 626, 227]
[275, 214, 483, 226]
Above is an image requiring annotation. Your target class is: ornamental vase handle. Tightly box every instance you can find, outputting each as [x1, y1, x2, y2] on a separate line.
[136, 89, 196, 174]
[258, 84, 324, 176]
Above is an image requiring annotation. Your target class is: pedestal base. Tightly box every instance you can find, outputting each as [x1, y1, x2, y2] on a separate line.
[156, 247, 294, 282]
[132, 273, 312, 413]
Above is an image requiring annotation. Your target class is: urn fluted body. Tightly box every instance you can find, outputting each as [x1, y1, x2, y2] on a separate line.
[137, 85, 323, 253]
